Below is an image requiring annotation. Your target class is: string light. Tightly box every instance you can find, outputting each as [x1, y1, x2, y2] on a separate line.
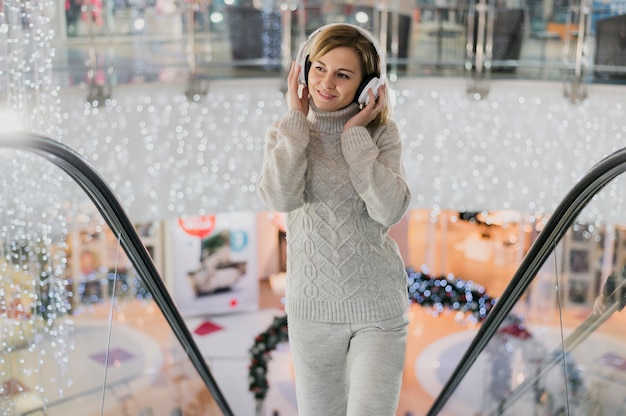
[50, 78, 626, 225]
[0, 2, 68, 410]
[0, 0, 60, 138]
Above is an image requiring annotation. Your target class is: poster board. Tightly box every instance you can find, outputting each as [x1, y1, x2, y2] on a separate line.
[170, 212, 258, 316]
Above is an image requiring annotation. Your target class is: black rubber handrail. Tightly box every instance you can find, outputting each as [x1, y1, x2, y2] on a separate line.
[0, 132, 234, 416]
[427, 146, 626, 416]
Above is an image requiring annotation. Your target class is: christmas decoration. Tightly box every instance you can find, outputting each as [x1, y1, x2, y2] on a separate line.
[406, 266, 497, 323]
[248, 315, 289, 405]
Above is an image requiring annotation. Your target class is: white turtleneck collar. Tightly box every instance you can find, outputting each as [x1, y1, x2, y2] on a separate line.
[306, 99, 360, 134]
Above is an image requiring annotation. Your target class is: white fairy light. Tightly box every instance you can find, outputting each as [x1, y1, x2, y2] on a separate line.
[1, 0, 60, 138]
[1, 1, 71, 410]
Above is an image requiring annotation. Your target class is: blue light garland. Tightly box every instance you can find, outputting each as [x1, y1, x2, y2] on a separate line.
[406, 266, 497, 323]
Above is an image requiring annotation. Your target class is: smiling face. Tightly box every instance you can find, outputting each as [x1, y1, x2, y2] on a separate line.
[307, 46, 363, 112]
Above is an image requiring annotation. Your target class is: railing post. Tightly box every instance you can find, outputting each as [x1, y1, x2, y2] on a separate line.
[466, 0, 493, 100]
[563, 0, 590, 104]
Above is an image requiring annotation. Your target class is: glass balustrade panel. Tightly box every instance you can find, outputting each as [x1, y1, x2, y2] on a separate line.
[0, 147, 224, 415]
[47, 1, 626, 87]
[436, 169, 626, 415]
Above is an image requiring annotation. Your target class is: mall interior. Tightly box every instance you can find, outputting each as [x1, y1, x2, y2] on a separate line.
[1, 0, 626, 415]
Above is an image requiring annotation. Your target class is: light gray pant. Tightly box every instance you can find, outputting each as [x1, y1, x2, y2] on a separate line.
[288, 314, 409, 416]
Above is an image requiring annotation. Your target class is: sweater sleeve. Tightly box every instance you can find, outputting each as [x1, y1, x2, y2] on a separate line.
[341, 121, 411, 226]
[257, 109, 310, 212]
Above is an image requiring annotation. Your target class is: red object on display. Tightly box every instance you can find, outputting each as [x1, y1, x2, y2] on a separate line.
[499, 323, 531, 339]
[178, 215, 216, 239]
[194, 321, 224, 336]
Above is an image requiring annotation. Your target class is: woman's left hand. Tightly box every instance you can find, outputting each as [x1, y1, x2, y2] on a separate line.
[344, 85, 386, 130]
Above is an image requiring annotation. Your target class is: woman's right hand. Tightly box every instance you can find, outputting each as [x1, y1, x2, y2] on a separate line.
[287, 61, 309, 114]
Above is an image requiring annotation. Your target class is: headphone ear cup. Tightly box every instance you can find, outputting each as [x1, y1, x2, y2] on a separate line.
[304, 56, 312, 85]
[355, 76, 380, 105]
[298, 55, 311, 86]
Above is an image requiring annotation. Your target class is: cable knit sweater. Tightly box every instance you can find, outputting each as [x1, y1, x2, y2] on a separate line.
[257, 101, 411, 323]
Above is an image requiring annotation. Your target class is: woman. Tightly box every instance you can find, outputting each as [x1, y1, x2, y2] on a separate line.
[257, 23, 411, 416]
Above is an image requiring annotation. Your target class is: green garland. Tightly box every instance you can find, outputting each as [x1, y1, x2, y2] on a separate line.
[248, 315, 289, 401]
[248, 268, 496, 402]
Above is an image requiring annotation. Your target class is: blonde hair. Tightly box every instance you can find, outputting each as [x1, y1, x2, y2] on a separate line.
[308, 24, 390, 127]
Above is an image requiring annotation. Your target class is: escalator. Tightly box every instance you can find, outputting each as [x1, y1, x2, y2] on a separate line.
[0, 132, 233, 415]
[426, 146, 626, 415]
[2, 131, 626, 415]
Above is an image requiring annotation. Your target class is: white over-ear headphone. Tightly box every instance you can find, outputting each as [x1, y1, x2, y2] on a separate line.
[295, 23, 386, 106]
